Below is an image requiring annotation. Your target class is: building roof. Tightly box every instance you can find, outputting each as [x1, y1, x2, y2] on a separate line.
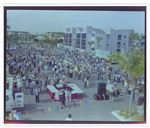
[93, 28, 106, 34]
[9, 31, 30, 34]
[116, 29, 131, 33]
[46, 32, 65, 34]
[101, 28, 112, 34]
[77, 27, 84, 32]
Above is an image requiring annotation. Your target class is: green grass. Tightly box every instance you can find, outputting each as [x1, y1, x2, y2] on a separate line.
[118, 106, 144, 121]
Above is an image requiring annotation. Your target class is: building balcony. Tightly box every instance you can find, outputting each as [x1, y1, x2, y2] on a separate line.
[92, 37, 95, 41]
[105, 47, 109, 50]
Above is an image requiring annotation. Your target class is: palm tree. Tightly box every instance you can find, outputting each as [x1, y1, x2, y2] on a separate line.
[73, 38, 76, 49]
[54, 38, 58, 49]
[88, 41, 95, 52]
[128, 29, 141, 52]
[108, 44, 145, 117]
[95, 36, 103, 48]
[6, 34, 13, 50]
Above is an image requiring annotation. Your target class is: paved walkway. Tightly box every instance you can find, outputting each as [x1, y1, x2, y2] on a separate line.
[5, 64, 140, 121]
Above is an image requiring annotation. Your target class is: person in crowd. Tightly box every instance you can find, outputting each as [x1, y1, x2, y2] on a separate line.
[65, 114, 73, 121]
[35, 87, 40, 103]
[65, 88, 69, 104]
[61, 90, 66, 109]
[134, 87, 139, 105]
[109, 87, 114, 103]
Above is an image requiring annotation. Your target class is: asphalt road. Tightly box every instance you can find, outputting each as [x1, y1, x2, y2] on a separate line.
[5, 64, 140, 122]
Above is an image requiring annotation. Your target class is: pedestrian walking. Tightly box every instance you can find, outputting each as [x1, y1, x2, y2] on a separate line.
[84, 77, 87, 88]
[109, 87, 114, 103]
[68, 89, 72, 103]
[35, 87, 40, 103]
[65, 89, 69, 104]
[65, 114, 73, 121]
[134, 88, 139, 105]
[61, 90, 65, 109]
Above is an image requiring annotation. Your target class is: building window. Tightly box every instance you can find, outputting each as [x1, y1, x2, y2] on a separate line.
[118, 35, 121, 40]
[81, 46, 85, 49]
[76, 45, 80, 48]
[69, 34, 72, 37]
[65, 34, 68, 37]
[124, 36, 126, 38]
[69, 43, 71, 46]
[92, 34, 95, 37]
[117, 42, 121, 47]
[65, 38, 68, 42]
[77, 34, 80, 38]
[92, 48, 94, 51]
[76, 39, 80, 44]
[123, 43, 126, 45]
[117, 49, 122, 52]
[82, 33, 86, 38]
[81, 40, 86, 45]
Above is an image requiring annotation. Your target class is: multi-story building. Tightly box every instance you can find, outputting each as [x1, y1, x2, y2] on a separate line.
[45, 32, 65, 40]
[7, 31, 30, 39]
[64, 26, 145, 55]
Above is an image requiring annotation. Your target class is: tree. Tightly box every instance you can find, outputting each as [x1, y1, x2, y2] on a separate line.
[7, 19, 10, 31]
[95, 36, 103, 48]
[12, 33, 21, 44]
[6, 34, 13, 50]
[73, 38, 76, 49]
[108, 44, 145, 117]
[128, 29, 141, 52]
[88, 41, 95, 52]
[51, 33, 54, 38]
[54, 38, 58, 49]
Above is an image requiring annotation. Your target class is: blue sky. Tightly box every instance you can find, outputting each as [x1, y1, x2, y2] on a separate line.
[7, 10, 145, 35]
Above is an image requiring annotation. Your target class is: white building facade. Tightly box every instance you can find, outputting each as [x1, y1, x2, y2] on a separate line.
[64, 26, 145, 55]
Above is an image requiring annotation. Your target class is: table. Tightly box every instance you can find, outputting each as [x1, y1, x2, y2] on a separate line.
[46, 84, 84, 101]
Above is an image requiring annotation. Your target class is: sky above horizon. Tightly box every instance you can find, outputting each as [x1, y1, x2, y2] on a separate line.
[7, 10, 145, 35]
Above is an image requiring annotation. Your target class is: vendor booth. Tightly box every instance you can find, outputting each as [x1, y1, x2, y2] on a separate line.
[46, 83, 84, 101]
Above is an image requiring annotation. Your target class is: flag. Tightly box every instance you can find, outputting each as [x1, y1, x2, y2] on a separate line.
[62, 105, 65, 111]
[9, 113, 12, 120]
[56, 106, 59, 113]
[68, 104, 70, 109]
[48, 108, 51, 115]
[34, 110, 36, 115]
[74, 102, 76, 109]
[85, 99, 88, 105]
[9, 81, 12, 87]
[106, 93, 109, 98]
[121, 87, 124, 92]
[99, 95, 101, 100]
[89, 98, 93, 102]
[94, 96, 97, 100]
[25, 111, 29, 117]
[41, 109, 44, 115]
[79, 101, 82, 107]
[103, 94, 105, 100]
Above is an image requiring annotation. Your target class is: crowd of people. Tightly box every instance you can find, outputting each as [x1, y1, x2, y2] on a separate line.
[6, 42, 141, 120]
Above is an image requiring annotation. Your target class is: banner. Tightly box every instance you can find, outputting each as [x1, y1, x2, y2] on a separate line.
[68, 104, 70, 109]
[121, 87, 124, 92]
[41, 109, 44, 115]
[56, 106, 59, 113]
[34, 110, 36, 115]
[62, 105, 65, 111]
[74, 102, 76, 109]
[25, 111, 29, 117]
[85, 100, 88, 105]
[9, 113, 12, 120]
[79, 101, 82, 107]
[48, 108, 51, 115]
[103, 94, 105, 100]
